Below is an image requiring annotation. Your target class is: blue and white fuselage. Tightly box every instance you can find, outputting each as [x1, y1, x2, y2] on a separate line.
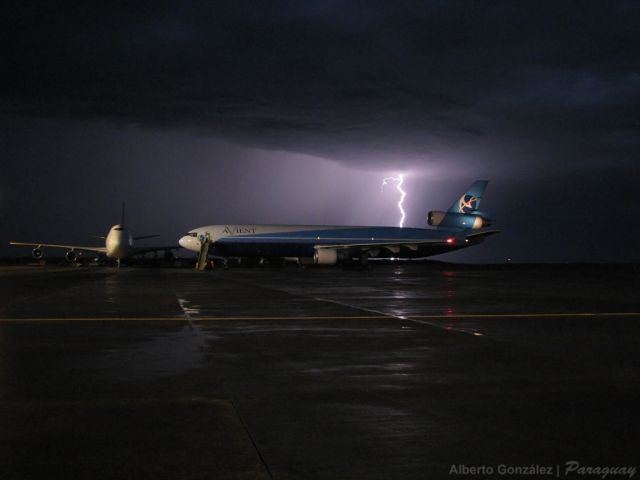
[178, 180, 499, 265]
[180, 224, 468, 260]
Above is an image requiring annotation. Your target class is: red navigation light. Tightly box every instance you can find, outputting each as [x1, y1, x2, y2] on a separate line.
[446, 237, 455, 244]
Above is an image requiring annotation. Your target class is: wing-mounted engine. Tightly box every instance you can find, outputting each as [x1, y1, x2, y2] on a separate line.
[428, 211, 492, 230]
[65, 250, 78, 263]
[314, 248, 338, 265]
[32, 247, 43, 259]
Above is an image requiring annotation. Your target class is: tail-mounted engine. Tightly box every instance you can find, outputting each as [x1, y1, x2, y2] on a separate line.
[428, 211, 492, 230]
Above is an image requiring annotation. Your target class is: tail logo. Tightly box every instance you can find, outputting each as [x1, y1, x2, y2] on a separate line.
[459, 195, 478, 213]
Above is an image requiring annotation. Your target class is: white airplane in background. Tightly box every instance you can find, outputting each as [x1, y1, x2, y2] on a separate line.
[10, 204, 178, 267]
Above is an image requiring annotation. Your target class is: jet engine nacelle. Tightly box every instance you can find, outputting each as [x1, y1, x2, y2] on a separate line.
[32, 247, 43, 259]
[65, 250, 78, 263]
[428, 211, 492, 230]
[314, 249, 338, 265]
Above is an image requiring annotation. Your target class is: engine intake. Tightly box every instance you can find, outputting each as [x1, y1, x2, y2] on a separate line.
[65, 250, 78, 263]
[428, 211, 492, 230]
[32, 247, 43, 259]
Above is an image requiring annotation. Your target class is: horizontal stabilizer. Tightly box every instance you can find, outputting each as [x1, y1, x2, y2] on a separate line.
[9, 241, 107, 253]
[465, 230, 500, 241]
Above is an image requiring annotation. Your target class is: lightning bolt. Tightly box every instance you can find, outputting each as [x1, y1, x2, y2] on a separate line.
[381, 174, 406, 227]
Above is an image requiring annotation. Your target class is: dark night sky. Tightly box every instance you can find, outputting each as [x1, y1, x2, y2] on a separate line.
[2, 1, 639, 262]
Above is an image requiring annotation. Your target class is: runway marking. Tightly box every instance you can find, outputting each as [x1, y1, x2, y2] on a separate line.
[0, 315, 389, 322]
[411, 312, 640, 319]
[0, 312, 638, 322]
[175, 297, 210, 347]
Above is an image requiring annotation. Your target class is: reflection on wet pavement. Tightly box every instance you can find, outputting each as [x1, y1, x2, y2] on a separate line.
[0, 264, 638, 479]
[87, 326, 213, 380]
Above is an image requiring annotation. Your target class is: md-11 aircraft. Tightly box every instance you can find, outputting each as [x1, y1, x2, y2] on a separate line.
[10, 204, 178, 267]
[179, 180, 499, 267]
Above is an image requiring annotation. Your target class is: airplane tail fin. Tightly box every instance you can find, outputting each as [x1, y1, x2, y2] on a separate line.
[447, 180, 488, 214]
[427, 180, 492, 230]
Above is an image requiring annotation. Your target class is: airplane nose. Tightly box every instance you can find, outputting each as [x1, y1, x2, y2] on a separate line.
[179, 235, 201, 252]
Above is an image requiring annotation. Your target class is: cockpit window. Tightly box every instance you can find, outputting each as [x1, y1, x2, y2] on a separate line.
[185, 232, 198, 237]
[114, 227, 123, 231]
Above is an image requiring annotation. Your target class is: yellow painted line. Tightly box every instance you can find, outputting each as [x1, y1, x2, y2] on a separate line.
[0, 312, 638, 322]
[411, 312, 640, 319]
[0, 317, 183, 322]
[193, 315, 389, 321]
[0, 315, 389, 322]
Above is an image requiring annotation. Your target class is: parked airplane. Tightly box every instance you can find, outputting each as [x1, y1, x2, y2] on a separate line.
[179, 180, 499, 267]
[10, 204, 178, 267]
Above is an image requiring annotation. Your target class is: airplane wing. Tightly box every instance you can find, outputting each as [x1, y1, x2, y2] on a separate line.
[133, 234, 161, 241]
[9, 241, 107, 253]
[129, 245, 181, 256]
[315, 238, 448, 252]
[315, 230, 500, 253]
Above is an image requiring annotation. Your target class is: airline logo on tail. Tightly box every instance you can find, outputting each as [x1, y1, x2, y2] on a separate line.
[448, 180, 487, 214]
[428, 180, 493, 231]
[459, 195, 478, 213]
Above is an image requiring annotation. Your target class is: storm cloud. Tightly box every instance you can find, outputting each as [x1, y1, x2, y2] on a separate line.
[2, 1, 639, 261]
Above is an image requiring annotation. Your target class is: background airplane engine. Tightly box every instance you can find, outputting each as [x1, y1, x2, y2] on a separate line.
[32, 247, 43, 259]
[65, 250, 78, 263]
[427, 211, 492, 230]
[314, 249, 338, 265]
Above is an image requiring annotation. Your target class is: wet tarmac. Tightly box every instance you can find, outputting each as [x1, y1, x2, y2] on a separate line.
[1, 264, 639, 479]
